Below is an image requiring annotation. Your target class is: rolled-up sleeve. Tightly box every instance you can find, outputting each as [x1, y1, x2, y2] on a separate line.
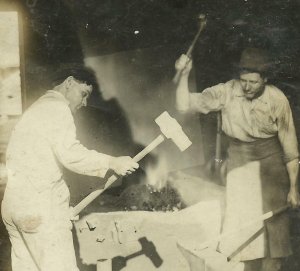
[276, 97, 299, 163]
[189, 82, 228, 114]
[49, 107, 112, 178]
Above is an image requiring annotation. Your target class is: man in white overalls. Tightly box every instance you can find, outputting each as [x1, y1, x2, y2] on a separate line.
[2, 69, 139, 271]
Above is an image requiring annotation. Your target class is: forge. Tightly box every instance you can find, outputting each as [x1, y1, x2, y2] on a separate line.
[74, 171, 232, 271]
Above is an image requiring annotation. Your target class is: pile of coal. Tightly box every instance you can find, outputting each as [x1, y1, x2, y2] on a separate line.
[115, 183, 186, 212]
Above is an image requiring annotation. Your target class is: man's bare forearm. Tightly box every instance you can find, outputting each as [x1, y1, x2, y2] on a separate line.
[176, 74, 190, 112]
[286, 158, 300, 208]
[286, 158, 299, 189]
[175, 54, 192, 112]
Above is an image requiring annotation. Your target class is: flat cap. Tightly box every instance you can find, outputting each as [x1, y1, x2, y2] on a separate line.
[239, 48, 271, 72]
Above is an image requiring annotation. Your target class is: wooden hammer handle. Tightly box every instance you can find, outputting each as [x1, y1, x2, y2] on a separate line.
[173, 19, 206, 84]
[133, 135, 164, 162]
[227, 205, 290, 261]
[186, 22, 206, 57]
[72, 135, 165, 217]
[198, 205, 289, 250]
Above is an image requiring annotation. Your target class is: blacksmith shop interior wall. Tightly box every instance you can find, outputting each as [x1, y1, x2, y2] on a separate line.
[84, 47, 205, 172]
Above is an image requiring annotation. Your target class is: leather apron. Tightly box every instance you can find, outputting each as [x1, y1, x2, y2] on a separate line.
[219, 136, 292, 261]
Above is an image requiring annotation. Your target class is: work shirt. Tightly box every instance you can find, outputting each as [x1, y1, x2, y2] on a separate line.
[189, 79, 299, 162]
[4, 90, 112, 223]
[2, 90, 114, 271]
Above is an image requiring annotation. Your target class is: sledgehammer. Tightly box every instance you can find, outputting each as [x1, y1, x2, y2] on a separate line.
[173, 14, 207, 84]
[72, 111, 192, 217]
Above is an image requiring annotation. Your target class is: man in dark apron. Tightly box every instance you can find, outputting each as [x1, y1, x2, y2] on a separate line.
[174, 48, 300, 271]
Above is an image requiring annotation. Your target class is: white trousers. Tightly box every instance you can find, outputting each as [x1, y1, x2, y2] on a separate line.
[2, 180, 79, 271]
[2, 217, 79, 271]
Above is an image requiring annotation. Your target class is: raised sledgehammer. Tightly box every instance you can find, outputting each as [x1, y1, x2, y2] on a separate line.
[72, 111, 192, 217]
[173, 14, 207, 84]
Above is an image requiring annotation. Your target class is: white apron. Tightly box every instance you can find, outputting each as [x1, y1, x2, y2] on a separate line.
[219, 137, 291, 261]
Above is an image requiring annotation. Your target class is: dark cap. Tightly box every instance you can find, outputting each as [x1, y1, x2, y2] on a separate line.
[239, 48, 271, 73]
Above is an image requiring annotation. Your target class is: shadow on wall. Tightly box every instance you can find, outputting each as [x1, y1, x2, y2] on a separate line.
[84, 45, 205, 173]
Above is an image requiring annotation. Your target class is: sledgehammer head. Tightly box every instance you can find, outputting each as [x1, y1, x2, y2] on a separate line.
[155, 111, 192, 151]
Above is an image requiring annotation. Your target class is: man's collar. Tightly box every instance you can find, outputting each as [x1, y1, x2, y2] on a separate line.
[45, 90, 70, 105]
